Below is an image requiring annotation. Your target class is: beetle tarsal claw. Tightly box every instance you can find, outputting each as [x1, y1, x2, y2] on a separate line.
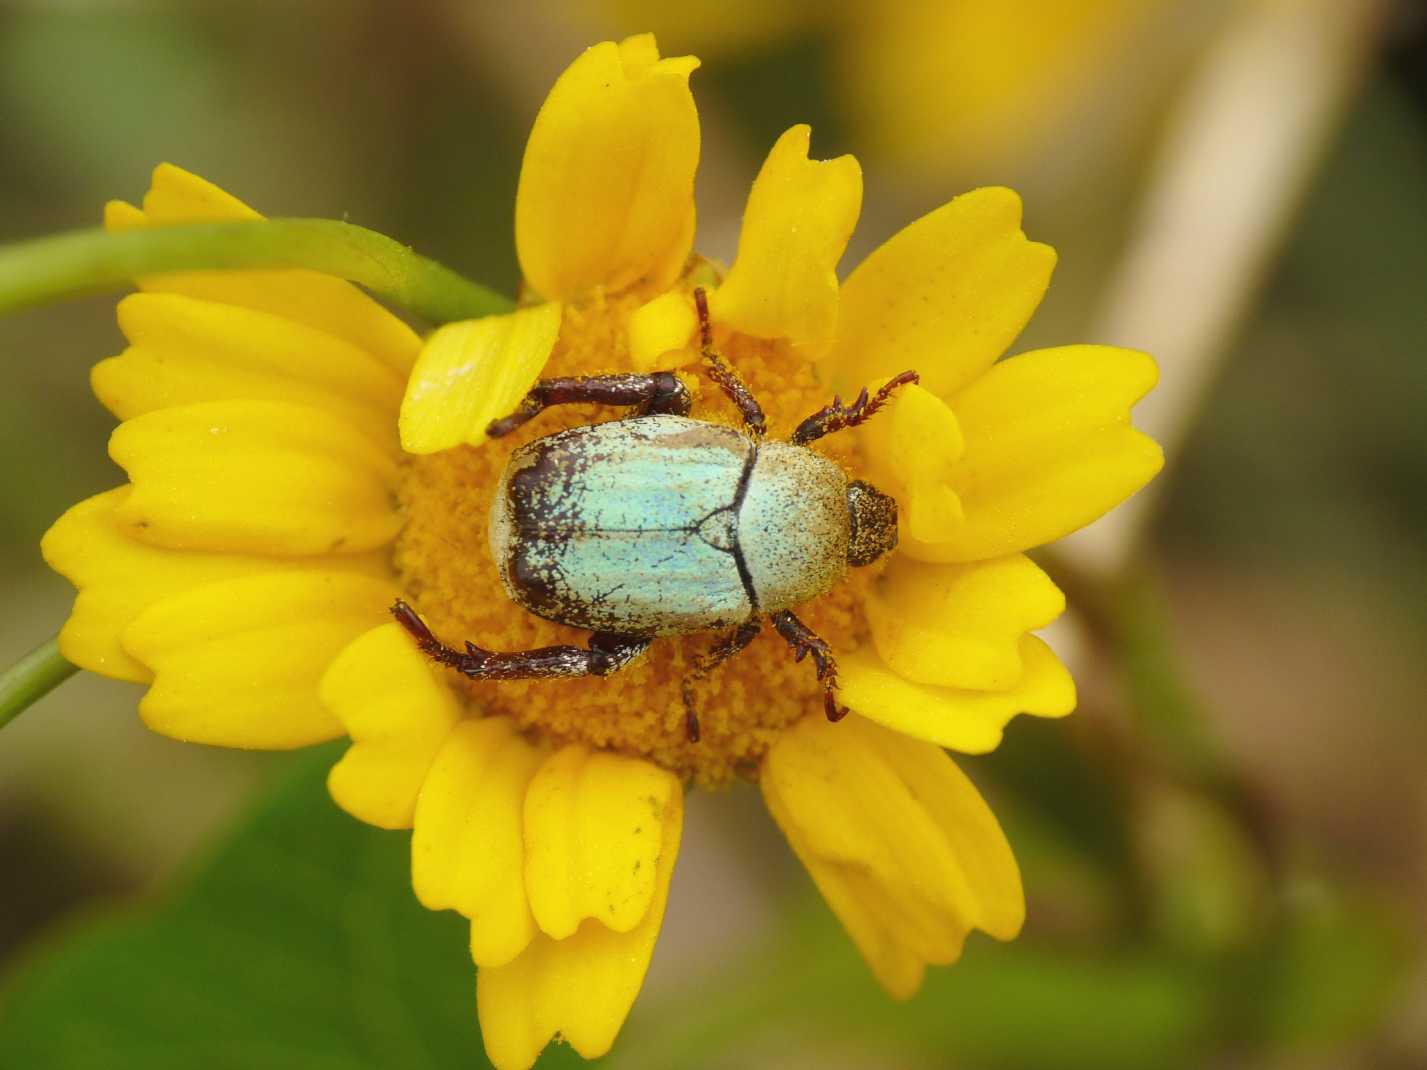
[769, 610, 846, 722]
[790, 368, 920, 446]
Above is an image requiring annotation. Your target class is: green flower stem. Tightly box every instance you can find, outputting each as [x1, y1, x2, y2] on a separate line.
[0, 219, 514, 323]
[0, 637, 77, 732]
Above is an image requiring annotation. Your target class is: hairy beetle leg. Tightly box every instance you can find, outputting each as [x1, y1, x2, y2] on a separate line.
[770, 609, 848, 722]
[791, 369, 920, 446]
[391, 600, 652, 680]
[692, 287, 767, 437]
[680, 619, 762, 743]
[486, 372, 692, 438]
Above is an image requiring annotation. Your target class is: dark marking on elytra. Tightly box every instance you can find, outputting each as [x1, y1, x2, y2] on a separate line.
[510, 544, 566, 621]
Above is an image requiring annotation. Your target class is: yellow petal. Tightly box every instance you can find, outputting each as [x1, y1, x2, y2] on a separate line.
[108, 399, 400, 556]
[104, 199, 148, 231]
[122, 570, 400, 748]
[412, 718, 546, 968]
[627, 290, 698, 372]
[108, 164, 421, 375]
[864, 554, 1064, 690]
[477, 781, 683, 1070]
[857, 380, 966, 543]
[823, 188, 1056, 399]
[321, 623, 464, 831]
[763, 715, 1022, 999]
[523, 745, 679, 939]
[93, 293, 404, 448]
[515, 35, 700, 301]
[398, 303, 563, 454]
[838, 637, 1075, 753]
[710, 124, 862, 354]
[141, 163, 262, 222]
[908, 345, 1163, 562]
[40, 487, 389, 683]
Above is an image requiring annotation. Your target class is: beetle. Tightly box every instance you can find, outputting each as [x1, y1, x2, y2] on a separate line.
[393, 288, 917, 742]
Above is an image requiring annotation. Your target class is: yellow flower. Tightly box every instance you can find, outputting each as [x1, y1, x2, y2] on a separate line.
[41, 34, 1161, 1070]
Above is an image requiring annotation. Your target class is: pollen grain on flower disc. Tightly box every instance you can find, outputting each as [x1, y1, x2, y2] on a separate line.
[393, 282, 879, 787]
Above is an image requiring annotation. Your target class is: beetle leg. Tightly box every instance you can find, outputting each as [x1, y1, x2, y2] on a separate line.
[486, 372, 692, 438]
[679, 619, 762, 743]
[790, 370, 920, 446]
[692, 287, 766, 437]
[769, 610, 848, 722]
[391, 600, 651, 680]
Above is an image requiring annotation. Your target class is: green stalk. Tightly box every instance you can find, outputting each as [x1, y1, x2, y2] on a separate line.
[0, 638, 77, 732]
[0, 219, 514, 323]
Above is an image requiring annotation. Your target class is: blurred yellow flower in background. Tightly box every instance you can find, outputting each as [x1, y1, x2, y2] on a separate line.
[594, 0, 1170, 178]
[842, 0, 1162, 172]
[41, 33, 1160, 1070]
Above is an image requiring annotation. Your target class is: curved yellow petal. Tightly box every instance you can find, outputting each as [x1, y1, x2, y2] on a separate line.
[710, 125, 862, 354]
[108, 399, 400, 556]
[838, 637, 1075, 753]
[412, 718, 546, 968]
[93, 293, 404, 448]
[139, 163, 261, 222]
[763, 715, 1022, 999]
[107, 164, 421, 375]
[824, 188, 1056, 399]
[907, 345, 1163, 562]
[516, 35, 700, 301]
[864, 554, 1064, 690]
[40, 487, 389, 683]
[627, 290, 697, 372]
[321, 623, 464, 831]
[104, 199, 147, 231]
[122, 570, 399, 748]
[477, 781, 683, 1070]
[857, 380, 965, 544]
[523, 745, 680, 940]
[398, 303, 562, 454]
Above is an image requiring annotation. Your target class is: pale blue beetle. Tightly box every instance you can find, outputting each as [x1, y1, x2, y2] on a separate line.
[394, 290, 916, 741]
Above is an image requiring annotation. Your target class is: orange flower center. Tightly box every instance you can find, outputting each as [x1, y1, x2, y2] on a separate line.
[394, 278, 879, 786]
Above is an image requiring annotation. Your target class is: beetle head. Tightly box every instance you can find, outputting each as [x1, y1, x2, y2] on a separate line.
[846, 480, 898, 567]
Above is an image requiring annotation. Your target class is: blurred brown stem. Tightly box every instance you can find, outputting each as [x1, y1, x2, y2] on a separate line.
[1061, 0, 1388, 575]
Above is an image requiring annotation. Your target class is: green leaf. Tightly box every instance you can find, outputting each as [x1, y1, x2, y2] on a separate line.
[1249, 881, 1408, 1052]
[0, 744, 581, 1070]
[887, 943, 1217, 1070]
[619, 900, 1218, 1070]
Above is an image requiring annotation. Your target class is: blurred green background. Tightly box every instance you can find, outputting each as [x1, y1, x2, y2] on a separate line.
[1, 1, 1424, 1067]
